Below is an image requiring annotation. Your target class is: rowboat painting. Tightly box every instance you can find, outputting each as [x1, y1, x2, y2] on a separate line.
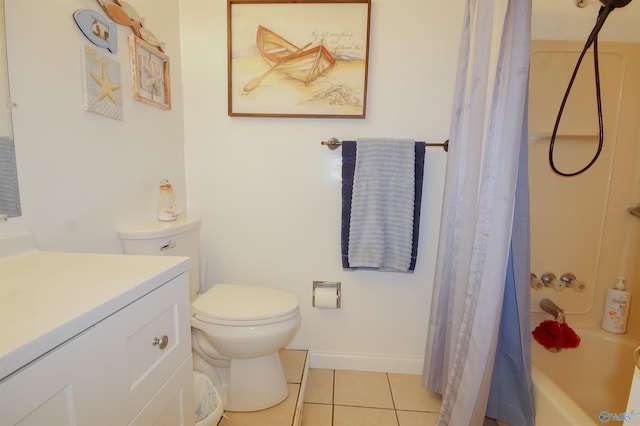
[254, 26, 336, 86]
[228, 1, 371, 118]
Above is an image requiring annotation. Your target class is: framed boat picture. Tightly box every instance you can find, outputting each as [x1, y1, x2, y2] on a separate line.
[227, 0, 371, 118]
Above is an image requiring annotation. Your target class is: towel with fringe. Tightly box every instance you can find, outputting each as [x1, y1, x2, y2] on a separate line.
[341, 138, 425, 272]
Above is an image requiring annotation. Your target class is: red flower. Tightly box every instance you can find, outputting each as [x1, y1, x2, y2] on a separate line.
[532, 320, 581, 350]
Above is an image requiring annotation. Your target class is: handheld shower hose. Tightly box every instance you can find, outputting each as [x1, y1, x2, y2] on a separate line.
[548, 0, 633, 177]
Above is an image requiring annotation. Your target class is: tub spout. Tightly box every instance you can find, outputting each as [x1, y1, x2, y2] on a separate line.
[540, 298, 565, 324]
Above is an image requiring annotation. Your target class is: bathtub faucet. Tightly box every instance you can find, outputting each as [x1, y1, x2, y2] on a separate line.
[540, 298, 565, 324]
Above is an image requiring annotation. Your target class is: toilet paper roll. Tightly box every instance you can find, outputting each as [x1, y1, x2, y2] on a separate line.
[314, 286, 338, 309]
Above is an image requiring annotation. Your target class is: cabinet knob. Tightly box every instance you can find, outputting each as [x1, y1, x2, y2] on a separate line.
[152, 335, 169, 350]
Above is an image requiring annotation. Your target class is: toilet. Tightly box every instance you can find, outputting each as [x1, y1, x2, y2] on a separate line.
[118, 217, 301, 412]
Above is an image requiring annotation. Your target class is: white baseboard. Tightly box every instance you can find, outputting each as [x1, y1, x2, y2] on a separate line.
[309, 351, 424, 375]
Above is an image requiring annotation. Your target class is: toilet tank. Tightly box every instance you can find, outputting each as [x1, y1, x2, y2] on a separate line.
[119, 217, 201, 300]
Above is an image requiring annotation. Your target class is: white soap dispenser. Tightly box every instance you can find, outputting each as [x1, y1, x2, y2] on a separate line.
[601, 276, 631, 334]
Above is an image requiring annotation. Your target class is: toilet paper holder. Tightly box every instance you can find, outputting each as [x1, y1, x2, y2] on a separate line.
[312, 281, 341, 309]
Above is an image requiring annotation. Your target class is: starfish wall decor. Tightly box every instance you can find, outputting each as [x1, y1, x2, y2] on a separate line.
[82, 45, 123, 120]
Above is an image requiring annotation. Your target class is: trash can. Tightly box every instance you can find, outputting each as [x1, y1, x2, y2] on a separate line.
[194, 371, 224, 426]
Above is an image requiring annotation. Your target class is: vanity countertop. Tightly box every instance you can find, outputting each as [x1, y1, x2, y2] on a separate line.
[0, 249, 189, 380]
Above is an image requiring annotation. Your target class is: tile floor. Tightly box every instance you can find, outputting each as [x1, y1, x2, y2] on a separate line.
[216, 350, 509, 426]
[302, 368, 442, 426]
[217, 349, 443, 426]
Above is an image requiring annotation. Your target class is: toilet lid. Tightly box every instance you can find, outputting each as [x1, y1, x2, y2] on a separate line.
[192, 284, 299, 322]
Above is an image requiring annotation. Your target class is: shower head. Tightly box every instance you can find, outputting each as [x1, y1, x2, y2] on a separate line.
[549, 0, 634, 176]
[584, 0, 634, 48]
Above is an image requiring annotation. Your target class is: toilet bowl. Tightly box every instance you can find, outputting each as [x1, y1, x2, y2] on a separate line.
[118, 217, 301, 412]
[191, 284, 300, 411]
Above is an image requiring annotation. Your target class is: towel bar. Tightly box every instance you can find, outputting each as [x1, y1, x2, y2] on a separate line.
[321, 137, 449, 152]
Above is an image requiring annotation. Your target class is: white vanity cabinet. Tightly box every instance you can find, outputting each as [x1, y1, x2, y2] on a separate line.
[0, 326, 108, 425]
[0, 249, 195, 426]
[99, 272, 194, 425]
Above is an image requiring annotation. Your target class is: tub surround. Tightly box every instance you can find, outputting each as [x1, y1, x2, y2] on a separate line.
[0, 236, 190, 380]
[528, 40, 640, 342]
[532, 324, 640, 425]
[531, 365, 595, 426]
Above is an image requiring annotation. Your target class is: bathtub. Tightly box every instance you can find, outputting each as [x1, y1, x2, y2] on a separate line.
[532, 325, 640, 425]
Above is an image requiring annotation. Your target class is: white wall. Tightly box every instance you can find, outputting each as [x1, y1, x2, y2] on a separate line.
[1, 0, 186, 253]
[0, 0, 10, 136]
[179, 0, 461, 372]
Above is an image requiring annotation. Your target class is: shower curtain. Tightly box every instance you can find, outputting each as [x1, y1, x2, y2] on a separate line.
[422, 1, 534, 425]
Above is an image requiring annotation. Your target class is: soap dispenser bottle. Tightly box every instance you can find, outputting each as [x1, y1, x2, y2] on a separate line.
[601, 276, 631, 334]
[157, 179, 178, 221]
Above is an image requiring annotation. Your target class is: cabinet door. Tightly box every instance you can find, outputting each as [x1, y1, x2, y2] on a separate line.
[0, 327, 107, 426]
[100, 273, 192, 425]
[129, 355, 195, 426]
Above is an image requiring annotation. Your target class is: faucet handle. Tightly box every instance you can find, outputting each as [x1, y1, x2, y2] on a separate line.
[541, 272, 564, 291]
[561, 273, 586, 292]
[530, 273, 543, 290]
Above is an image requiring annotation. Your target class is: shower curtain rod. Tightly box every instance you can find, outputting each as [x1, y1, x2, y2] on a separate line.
[321, 137, 449, 152]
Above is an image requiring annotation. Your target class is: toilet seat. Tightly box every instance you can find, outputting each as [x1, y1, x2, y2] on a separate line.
[192, 284, 299, 326]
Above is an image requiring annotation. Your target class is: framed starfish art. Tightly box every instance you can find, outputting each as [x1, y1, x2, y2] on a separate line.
[82, 45, 123, 120]
[129, 35, 171, 110]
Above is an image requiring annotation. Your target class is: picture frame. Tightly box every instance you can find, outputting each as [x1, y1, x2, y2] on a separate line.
[81, 44, 123, 120]
[227, 0, 371, 118]
[129, 35, 171, 110]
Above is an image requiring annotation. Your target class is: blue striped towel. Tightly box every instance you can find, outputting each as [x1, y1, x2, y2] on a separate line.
[341, 139, 425, 272]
